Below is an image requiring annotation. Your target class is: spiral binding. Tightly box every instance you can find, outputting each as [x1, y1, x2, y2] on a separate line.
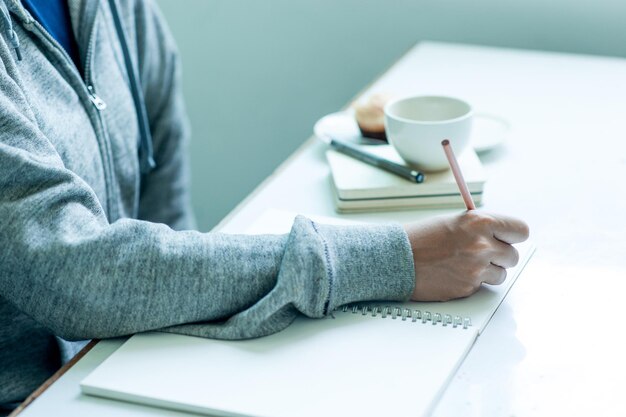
[336, 304, 472, 329]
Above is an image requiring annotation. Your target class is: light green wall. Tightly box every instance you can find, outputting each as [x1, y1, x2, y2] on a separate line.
[155, 0, 626, 231]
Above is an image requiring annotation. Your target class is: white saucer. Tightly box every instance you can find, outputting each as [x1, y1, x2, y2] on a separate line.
[471, 113, 510, 153]
[313, 111, 387, 146]
[313, 111, 510, 151]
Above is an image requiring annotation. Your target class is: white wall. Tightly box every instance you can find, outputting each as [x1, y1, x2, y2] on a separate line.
[155, 0, 626, 231]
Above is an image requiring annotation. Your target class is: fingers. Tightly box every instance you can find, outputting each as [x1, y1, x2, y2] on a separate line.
[482, 263, 507, 285]
[486, 213, 530, 244]
[489, 239, 520, 269]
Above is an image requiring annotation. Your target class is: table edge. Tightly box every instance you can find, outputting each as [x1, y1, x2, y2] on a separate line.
[9, 40, 419, 415]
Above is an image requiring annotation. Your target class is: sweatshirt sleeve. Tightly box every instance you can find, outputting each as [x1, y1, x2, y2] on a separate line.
[162, 218, 416, 339]
[0, 70, 415, 342]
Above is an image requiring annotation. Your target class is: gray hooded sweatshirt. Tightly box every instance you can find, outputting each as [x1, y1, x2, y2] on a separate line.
[0, 0, 415, 411]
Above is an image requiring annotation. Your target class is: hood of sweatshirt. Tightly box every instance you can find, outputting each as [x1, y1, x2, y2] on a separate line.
[0, 0, 22, 60]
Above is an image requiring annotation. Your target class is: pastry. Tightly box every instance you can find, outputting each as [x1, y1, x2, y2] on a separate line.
[352, 93, 394, 141]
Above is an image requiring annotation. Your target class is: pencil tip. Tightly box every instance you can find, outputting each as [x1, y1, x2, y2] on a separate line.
[441, 139, 450, 146]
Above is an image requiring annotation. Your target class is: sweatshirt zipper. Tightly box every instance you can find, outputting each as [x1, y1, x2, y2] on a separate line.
[81, 18, 119, 220]
[20, 12, 119, 220]
[87, 85, 107, 110]
[83, 23, 106, 110]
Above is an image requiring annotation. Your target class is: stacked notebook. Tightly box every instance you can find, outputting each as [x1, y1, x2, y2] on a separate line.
[326, 144, 487, 212]
[81, 210, 535, 417]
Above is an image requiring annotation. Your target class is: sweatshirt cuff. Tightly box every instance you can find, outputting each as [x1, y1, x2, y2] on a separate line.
[309, 218, 415, 313]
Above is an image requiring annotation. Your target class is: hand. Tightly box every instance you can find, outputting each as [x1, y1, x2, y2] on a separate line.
[403, 211, 529, 302]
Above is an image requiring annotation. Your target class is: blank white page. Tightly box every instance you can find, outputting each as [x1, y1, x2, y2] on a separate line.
[81, 311, 478, 417]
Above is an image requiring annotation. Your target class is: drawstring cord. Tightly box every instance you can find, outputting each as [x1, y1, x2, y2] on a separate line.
[0, 0, 22, 60]
[108, 0, 156, 174]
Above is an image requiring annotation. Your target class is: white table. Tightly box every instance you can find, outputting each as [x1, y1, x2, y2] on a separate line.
[17, 42, 626, 417]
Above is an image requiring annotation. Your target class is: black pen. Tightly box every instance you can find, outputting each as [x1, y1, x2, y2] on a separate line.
[329, 137, 425, 183]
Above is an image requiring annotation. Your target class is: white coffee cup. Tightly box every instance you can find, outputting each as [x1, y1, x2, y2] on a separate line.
[384, 96, 473, 171]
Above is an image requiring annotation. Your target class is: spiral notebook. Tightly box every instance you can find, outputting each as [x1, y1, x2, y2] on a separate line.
[81, 210, 535, 417]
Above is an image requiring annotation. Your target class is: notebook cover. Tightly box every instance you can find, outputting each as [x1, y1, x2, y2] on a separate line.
[326, 145, 487, 201]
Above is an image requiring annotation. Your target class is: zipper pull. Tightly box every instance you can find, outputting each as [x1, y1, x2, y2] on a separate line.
[87, 85, 107, 110]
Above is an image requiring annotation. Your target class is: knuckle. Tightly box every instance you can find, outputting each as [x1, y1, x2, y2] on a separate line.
[470, 236, 492, 254]
[467, 211, 492, 227]
[459, 210, 479, 225]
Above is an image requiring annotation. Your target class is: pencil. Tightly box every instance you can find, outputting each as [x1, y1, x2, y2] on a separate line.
[441, 139, 476, 210]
